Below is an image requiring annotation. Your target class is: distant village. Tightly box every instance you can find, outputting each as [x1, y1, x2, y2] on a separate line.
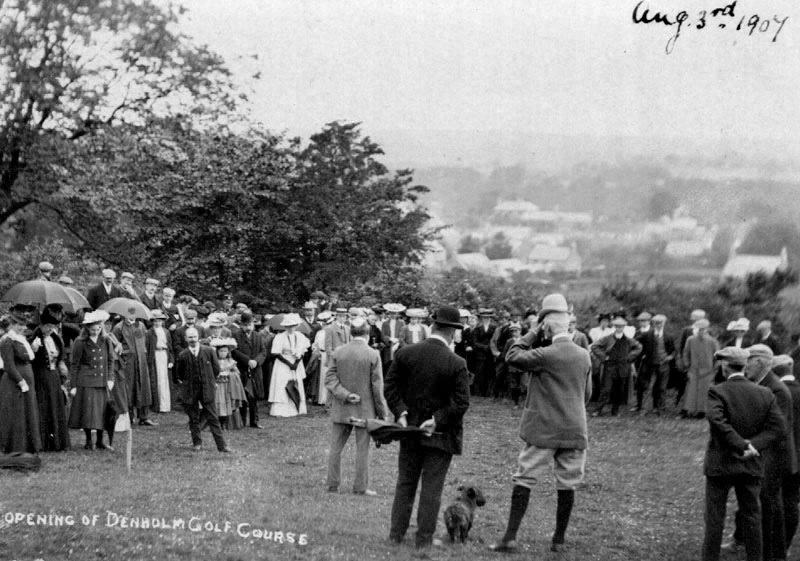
[422, 199, 789, 283]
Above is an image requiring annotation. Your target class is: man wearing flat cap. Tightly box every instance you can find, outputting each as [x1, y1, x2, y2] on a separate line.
[634, 314, 676, 414]
[723, 344, 795, 560]
[37, 261, 54, 281]
[773, 354, 800, 554]
[86, 269, 122, 310]
[491, 297, 592, 554]
[140, 278, 161, 311]
[118, 272, 141, 302]
[702, 346, 784, 561]
[591, 316, 642, 416]
[385, 305, 470, 549]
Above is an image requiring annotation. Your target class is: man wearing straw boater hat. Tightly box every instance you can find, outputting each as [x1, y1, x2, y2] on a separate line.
[490, 293, 592, 554]
[380, 303, 406, 371]
[385, 305, 470, 549]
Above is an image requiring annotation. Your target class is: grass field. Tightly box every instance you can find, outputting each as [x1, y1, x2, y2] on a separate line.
[1, 398, 720, 561]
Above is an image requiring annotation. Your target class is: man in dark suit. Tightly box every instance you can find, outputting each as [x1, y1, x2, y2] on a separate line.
[384, 305, 470, 549]
[139, 278, 161, 310]
[490, 296, 591, 554]
[174, 327, 231, 453]
[726, 344, 795, 560]
[774, 354, 800, 553]
[635, 314, 676, 414]
[702, 346, 784, 561]
[325, 318, 388, 496]
[232, 312, 268, 428]
[86, 269, 122, 310]
[756, 321, 784, 355]
[722, 318, 755, 349]
[471, 308, 496, 397]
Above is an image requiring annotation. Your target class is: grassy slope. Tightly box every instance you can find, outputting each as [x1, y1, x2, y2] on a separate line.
[0, 399, 713, 561]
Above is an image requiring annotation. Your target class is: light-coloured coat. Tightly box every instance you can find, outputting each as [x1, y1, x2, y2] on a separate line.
[325, 338, 388, 424]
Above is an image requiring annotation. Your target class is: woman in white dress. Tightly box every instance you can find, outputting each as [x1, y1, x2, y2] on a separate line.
[146, 310, 173, 413]
[268, 313, 310, 417]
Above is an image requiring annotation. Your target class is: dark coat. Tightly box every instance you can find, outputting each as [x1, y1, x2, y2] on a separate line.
[174, 346, 220, 404]
[704, 375, 785, 478]
[139, 293, 161, 311]
[231, 328, 268, 396]
[384, 338, 470, 455]
[782, 377, 800, 469]
[636, 329, 676, 376]
[69, 334, 115, 388]
[758, 333, 784, 355]
[112, 321, 151, 408]
[86, 282, 122, 310]
[721, 333, 756, 349]
[471, 322, 496, 362]
[760, 371, 798, 475]
[380, 318, 406, 364]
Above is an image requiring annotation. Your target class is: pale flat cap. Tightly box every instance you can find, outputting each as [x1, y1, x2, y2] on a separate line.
[101, 269, 116, 279]
[690, 309, 706, 321]
[38, 261, 54, 272]
[748, 344, 774, 360]
[714, 346, 750, 366]
[120, 272, 134, 280]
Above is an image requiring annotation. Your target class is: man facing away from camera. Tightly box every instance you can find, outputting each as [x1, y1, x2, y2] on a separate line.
[384, 305, 470, 549]
[702, 346, 784, 561]
[490, 294, 592, 554]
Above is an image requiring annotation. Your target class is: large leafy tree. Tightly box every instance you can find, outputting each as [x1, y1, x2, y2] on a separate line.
[0, 0, 236, 227]
[52, 120, 437, 303]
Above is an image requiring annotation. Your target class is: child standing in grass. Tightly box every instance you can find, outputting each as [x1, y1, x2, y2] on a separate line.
[211, 339, 246, 430]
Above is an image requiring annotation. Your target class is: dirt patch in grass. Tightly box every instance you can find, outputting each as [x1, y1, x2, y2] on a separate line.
[1, 398, 713, 560]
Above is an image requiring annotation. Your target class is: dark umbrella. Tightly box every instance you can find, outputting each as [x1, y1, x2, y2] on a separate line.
[267, 313, 286, 331]
[285, 378, 301, 411]
[99, 298, 152, 321]
[349, 417, 429, 447]
[2, 280, 88, 312]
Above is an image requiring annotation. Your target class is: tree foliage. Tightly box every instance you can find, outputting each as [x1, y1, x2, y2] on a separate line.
[484, 232, 512, 260]
[0, 0, 237, 227]
[50, 120, 436, 304]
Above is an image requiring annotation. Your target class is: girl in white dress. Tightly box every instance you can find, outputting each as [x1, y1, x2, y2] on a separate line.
[268, 314, 310, 417]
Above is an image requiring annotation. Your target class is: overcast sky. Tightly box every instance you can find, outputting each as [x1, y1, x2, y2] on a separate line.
[178, 0, 799, 164]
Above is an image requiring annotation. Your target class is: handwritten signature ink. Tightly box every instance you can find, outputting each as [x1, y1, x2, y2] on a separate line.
[632, 1, 789, 54]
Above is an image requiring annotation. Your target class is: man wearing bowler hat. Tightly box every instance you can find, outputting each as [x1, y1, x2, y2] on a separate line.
[385, 305, 470, 549]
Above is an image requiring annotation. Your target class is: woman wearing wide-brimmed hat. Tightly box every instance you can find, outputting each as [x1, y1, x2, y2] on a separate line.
[146, 309, 174, 413]
[0, 310, 42, 454]
[268, 313, 310, 417]
[68, 310, 116, 450]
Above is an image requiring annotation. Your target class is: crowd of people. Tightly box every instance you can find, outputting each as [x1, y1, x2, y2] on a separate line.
[4, 262, 800, 556]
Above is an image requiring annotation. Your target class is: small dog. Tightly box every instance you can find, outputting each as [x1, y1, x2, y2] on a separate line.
[443, 484, 486, 543]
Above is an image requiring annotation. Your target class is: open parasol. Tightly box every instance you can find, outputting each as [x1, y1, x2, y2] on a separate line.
[99, 298, 152, 321]
[2, 280, 89, 312]
[267, 313, 286, 331]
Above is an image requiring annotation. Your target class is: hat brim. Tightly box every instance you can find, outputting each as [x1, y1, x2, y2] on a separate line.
[433, 319, 464, 329]
[538, 307, 569, 322]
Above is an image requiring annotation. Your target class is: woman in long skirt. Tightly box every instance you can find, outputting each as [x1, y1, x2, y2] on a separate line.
[0, 311, 42, 454]
[268, 314, 310, 417]
[146, 310, 173, 413]
[68, 311, 115, 451]
[31, 309, 70, 451]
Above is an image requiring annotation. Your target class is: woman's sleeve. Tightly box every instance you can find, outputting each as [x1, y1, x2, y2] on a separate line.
[0, 340, 23, 384]
[69, 339, 83, 388]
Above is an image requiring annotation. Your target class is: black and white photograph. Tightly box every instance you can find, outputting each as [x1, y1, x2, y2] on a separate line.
[1, 0, 799, 559]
